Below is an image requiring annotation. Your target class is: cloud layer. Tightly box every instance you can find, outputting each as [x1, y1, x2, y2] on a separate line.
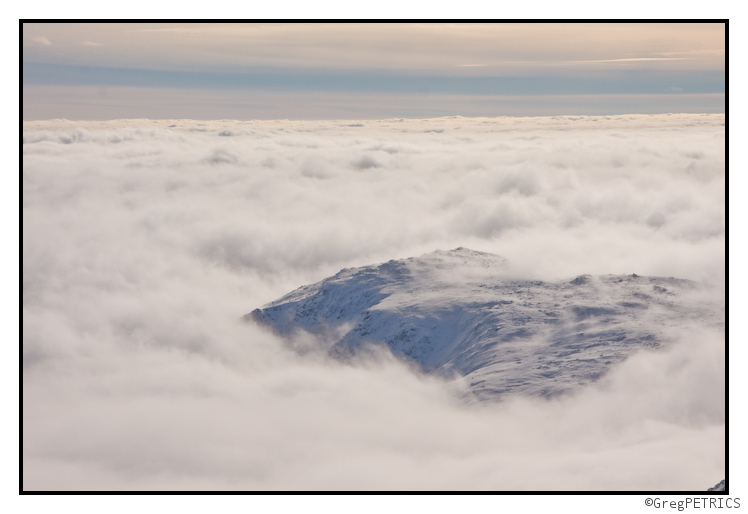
[22, 114, 725, 491]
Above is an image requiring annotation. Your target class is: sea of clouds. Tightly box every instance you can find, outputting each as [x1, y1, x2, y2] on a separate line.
[22, 114, 725, 492]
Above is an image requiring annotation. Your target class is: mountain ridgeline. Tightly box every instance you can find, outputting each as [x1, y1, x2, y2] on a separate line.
[246, 248, 724, 401]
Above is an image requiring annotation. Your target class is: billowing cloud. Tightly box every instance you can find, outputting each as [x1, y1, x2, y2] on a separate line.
[22, 114, 724, 491]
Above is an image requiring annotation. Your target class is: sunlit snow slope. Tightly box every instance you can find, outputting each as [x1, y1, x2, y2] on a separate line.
[248, 248, 724, 401]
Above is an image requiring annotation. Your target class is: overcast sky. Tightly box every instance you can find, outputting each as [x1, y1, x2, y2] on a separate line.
[22, 23, 725, 120]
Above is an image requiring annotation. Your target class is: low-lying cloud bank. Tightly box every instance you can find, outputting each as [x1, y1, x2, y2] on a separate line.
[23, 114, 724, 490]
[24, 324, 724, 491]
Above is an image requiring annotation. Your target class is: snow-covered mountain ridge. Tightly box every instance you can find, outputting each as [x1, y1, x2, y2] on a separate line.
[247, 248, 724, 401]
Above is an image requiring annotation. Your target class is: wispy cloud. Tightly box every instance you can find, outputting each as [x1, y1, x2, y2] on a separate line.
[458, 57, 695, 68]
[22, 23, 724, 75]
[81, 41, 101, 47]
[569, 57, 695, 64]
[30, 36, 51, 46]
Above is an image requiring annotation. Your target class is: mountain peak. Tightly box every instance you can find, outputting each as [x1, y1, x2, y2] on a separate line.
[247, 250, 723, 401]
[396, 248, 508, 283]
[422, 246, 504, 260]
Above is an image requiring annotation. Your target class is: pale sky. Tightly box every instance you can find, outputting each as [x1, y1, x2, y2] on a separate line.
[22, 23, 726, 120]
